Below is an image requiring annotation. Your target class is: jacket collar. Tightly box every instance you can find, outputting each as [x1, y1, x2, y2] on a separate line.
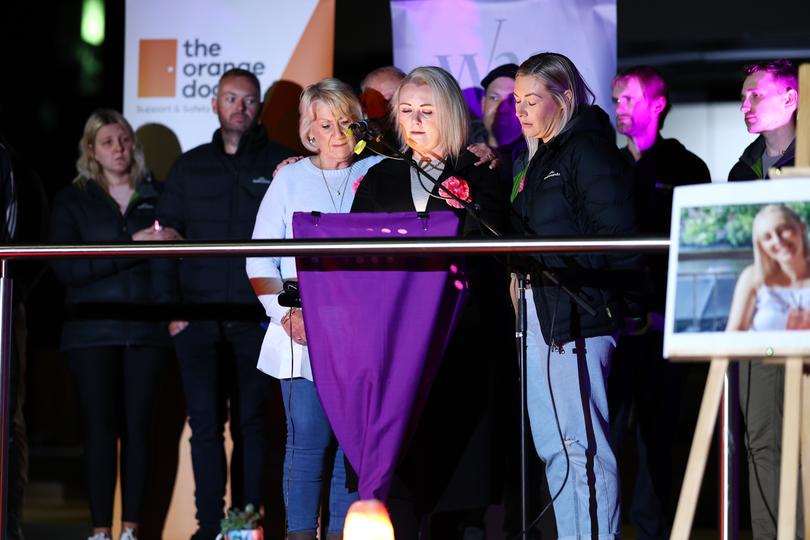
[212, 124, 267, 156]
[739, 136, 795, 169]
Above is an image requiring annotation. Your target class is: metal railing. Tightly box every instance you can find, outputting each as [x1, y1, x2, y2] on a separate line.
[2, 236, 742, 540]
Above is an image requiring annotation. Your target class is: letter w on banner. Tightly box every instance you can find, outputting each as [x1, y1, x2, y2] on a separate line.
[391, 0, 616, 114]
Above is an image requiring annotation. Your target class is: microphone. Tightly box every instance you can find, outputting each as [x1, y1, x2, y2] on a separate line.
[346, 120, 381, 155]
[346, 120, 379, 140]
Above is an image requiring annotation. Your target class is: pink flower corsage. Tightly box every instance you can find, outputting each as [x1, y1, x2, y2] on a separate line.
[518, 175, 525, 193]
[441, 176, 472, 209]
[352, 175, 365, 193]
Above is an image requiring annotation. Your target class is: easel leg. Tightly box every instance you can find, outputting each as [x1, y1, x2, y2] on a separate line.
[671, 358, 729, 540]
[777, 358, 803, 540]
[801, 366, 810, 540]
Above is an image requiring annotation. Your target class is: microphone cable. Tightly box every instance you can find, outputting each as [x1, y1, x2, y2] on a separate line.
[283, 306, 298, 531]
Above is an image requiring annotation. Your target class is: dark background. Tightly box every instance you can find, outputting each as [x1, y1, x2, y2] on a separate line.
[2, 0, 808, 354]
[1, 0, 809, 535]
[2, 0, 810, 201]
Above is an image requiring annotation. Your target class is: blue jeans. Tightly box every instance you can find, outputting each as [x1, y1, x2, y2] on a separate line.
[525, 294, 620, 540]
[280, 378, 358, 533]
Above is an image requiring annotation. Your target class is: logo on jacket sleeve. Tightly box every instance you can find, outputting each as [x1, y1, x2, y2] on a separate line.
[251, 176, 271, 185]
[543, 170, 561, 180]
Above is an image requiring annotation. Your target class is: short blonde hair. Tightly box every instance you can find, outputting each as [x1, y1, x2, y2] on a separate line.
[299, 78, 363, 153]
[75, 109, 146, 189]
[752, 204, 810, 285]
[390, 66, 469, 160]
[517, 53, 595, 159]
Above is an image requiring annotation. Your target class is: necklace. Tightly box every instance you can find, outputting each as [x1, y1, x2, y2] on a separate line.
[319, 161, 353, 212]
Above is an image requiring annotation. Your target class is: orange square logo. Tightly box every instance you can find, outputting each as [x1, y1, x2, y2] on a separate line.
[138, 39, 177, 97]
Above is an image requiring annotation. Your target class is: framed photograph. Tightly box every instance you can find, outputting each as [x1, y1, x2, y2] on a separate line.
[663, 178, 810, 359]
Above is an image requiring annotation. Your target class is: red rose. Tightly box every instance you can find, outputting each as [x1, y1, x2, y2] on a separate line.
[441, 176, 471, 209]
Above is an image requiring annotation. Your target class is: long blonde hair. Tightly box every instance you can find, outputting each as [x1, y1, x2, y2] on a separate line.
[74, 109, 146, 189]
[752, 204, 810, 285]
[390, 66, 469, 160]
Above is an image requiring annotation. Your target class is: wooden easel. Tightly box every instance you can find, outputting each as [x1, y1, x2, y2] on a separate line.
[670, 63, 810, 540]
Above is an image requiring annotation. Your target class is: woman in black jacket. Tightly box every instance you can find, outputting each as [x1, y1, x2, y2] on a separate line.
[352, 66, 516, 539]
[512, 53, 643, 540]
[49, 109, 181, 540]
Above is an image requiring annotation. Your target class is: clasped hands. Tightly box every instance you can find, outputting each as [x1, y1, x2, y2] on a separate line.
[281, 308, 307, 345]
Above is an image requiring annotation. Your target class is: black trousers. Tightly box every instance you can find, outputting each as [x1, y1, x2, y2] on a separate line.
[608, 331, 685, 540]
[172, 320, 271, 531]
[67, 344, 169, 527]
[740, 360, 804, 539]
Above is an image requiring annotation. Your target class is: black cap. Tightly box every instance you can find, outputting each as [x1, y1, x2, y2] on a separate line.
[481, 63, 519, 89]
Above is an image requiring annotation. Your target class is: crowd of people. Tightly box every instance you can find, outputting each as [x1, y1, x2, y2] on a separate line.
[0, 50, 801, 540]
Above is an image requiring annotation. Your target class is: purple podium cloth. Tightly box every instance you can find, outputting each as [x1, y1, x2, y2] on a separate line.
[293, 211, 467, 501]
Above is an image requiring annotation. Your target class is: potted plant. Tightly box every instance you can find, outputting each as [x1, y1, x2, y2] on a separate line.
[216, 504, 263, 540]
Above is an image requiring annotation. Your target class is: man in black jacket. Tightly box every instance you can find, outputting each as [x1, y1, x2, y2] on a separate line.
[156, 69, 292, 540]
[729, 59, 797, 182]
[727, 59, 799, 540]
[608, 66, 711, 540]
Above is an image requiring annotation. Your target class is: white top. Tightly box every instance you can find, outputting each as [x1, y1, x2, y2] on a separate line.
[409, 160, 444, 212]
[751, 285, 810, 331]
[246, 155, 384, 380]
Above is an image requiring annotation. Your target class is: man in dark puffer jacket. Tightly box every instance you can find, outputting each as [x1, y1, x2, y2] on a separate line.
[155, 68, 292, 540]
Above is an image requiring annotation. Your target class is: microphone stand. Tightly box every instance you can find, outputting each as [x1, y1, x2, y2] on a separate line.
[350, 123, 598, 317]
[350, 123, 597, 540]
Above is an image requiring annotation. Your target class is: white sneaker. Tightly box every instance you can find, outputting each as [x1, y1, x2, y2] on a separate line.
[87, 534, 111, 540]
[120, 528, 138, 540]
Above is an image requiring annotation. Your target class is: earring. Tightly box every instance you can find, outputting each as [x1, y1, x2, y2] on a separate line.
[308, 136, 316, 145]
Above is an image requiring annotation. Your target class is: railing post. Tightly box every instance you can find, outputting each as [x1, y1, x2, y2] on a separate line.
[719, 363, 739, 540]
[0, 258, 13, 540]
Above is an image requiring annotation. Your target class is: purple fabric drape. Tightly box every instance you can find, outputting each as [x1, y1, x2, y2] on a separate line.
[293, 211, 467, 501]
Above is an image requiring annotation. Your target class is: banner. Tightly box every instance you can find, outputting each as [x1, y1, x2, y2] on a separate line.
[124, 0, 334, 152]
[294, 211, 467, 501]
[391, 0, 616, 112]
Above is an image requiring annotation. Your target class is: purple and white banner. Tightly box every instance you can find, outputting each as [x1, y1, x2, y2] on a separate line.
[391, 0, 616, 112]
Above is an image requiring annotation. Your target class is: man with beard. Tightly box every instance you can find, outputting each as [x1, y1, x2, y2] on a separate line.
[608, 65, 710, 540]
[156, 68, 292, 540]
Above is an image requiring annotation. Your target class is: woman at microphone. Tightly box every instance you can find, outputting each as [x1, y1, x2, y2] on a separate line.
[351, 65, 516, 539]
[246, 78, 383, 540]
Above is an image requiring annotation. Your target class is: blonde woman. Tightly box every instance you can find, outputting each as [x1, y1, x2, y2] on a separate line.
[49, 109, 180, 540]
[351, 66, 515, 539]
[247, 78, 383, 540]
[726, 204, 810, 536]
[726, 204, 810, 331]
[512, 52, 642, 540]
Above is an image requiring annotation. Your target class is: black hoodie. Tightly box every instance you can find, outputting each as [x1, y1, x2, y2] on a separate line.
[513, 105, 644, 345]
[621, 138, 711, 311]
[154, 125, 293, 315]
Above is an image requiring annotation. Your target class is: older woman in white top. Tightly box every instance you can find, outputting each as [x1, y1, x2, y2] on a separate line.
[246, 78, 382, 540]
